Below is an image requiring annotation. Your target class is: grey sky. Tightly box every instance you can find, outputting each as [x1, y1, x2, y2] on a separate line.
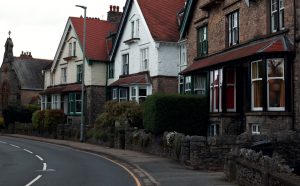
[0, 0, 126, 63]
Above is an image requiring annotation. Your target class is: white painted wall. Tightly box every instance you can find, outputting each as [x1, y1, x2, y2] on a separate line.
[43, 70, 51, 88]
[109, 0, 179, 85]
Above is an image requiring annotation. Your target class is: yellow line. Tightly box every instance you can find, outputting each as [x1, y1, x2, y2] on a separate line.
[79, 151, 142, 186]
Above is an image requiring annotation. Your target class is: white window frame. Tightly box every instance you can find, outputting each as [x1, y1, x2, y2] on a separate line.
[185, 76, 191, 93]
[131, 21, 135, 38]
[208, 123, 220, 137]
[267, 58, 285, 111]
[112, 88, 118, 100]
[51, 94, 61, 110]
[122, 54, 129, 75]
[210, 69, 222, 112]
[251, 123, 261, 135]
[251, 60, 263, 111]
[136, 19, 140, 38]
[119, 88, 128, 102]
[41, 95, 46, 110]
[271, 0, 285, 33]
[61, 67, 67, 84]
[179, 44, 187, 72]
[194, 75, 206, 96]
[130, 87, 137, 101]
[140, 48, 149, 71]
[75, 93, 82, 114]
[228, 11, 239, 46]
[68, 42, 72, 57]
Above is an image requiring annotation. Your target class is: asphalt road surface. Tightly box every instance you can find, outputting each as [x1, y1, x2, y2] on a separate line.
[0, 136, 136, 186]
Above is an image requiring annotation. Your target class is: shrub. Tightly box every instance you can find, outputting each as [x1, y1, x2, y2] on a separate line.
[32, 110, 45, 129]
[2, 105, 38, 127]
[143, 94, 208, 135]
[44, 110, 65, 131]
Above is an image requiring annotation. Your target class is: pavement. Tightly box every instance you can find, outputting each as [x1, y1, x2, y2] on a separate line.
[6, 134, 236, 186]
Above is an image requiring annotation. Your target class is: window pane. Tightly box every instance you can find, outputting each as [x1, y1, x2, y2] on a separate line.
[139, 88, 147, 97]
[268, 59, 284, 78]
[253, 80, 263, 108]
[269, 79, 285, 107]
[76, 101, 81, 113]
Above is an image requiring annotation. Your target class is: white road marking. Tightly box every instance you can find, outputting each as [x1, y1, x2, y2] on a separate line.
[9, 144, 20, 148]
[43, 163, 47, 171]
[23, 149, 33, 154]
[35, 155, 43, 161]
[0, 140, 7, 144]
[25, 175, 42, 186]
[135, 164, 161, 186]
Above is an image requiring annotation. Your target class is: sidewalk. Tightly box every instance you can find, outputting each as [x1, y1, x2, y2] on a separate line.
[7, 134, 236, 186]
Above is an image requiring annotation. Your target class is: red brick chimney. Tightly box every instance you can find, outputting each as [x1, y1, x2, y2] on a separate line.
[107, 5, 122, 23]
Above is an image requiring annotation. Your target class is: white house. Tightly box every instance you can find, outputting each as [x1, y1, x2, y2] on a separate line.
[41, 6, 122, 125]
[108, 0, 186, 103]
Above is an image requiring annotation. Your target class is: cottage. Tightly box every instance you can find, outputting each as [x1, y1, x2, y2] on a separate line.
[108, 0, 186, 102]
[41, 6, 122, 126]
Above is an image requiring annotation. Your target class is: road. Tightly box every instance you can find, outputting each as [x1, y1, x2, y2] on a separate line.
[0, 136, 137, 186]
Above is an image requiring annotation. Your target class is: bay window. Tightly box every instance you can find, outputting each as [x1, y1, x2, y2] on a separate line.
[251, 61, 264, 111]
[130, 86, 147, 103]
[119, 88, 128, 102]
[194, 75, 206, 96]
[185, 76, 192, 94]
[226, 69, 236, 112]
[51, 94, 61, 109]
[112, 88, 118, 100]
[210, 69, 222, 112]
[267, 58, 285, 110]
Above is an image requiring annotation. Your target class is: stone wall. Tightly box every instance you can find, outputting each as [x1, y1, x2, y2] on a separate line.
[151, 76, 178, 94]
[85, 86, 106, 126]
[225, 148, 300, 186]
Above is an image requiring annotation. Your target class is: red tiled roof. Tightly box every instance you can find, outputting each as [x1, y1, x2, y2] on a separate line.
[41, 84, 81, 94]
[137, 0, 186, 42]
[70, 17, 118, 61]
[181, 36, 293, 74]
[110, 72, 149, 86]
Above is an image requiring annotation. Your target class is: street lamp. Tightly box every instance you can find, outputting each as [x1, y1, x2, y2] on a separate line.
[76, 5, 87, 142]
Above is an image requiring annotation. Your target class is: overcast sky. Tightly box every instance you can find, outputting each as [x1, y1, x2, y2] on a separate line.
[0, 0, 126, 63]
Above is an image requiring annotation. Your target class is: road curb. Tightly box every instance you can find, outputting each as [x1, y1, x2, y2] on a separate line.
[2, 134, 159, 186]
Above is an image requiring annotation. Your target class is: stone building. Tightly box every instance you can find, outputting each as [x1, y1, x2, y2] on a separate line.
[41, 6, 122, 126]
[180, 0, 297, 136]
[108, 0, 186, 102]
[0, 36, 52, 112]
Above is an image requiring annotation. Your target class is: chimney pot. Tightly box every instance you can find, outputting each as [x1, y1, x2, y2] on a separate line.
[110, 5, 112, 11]
[117, 6, 119, 12]
[113, 5, 116, 12]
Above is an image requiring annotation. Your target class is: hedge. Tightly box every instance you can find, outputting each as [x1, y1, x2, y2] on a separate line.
[143, 94, 208, 135]
[2, 105, 39, 127]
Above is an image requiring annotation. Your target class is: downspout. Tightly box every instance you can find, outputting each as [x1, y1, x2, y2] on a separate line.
[292, 0, 297, 130]
[105, 62, 109, 101]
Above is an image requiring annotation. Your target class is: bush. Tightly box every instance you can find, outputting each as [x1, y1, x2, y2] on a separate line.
[2, 105, 39, 127]
[143, 94, 208, 135]
[32, 110, 45, 129]
[44, 110, 65, 132]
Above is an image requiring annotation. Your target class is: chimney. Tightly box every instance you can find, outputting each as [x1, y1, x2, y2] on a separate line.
[20, 51, 32, 58]
[107, 5, 122, 23]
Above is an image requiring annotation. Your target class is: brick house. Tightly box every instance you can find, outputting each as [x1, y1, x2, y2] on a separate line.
[41, 6, 122, 126]
[0, 36, 52, 112]
[180, 0, 297, 136]
[108, 0, 186, 102]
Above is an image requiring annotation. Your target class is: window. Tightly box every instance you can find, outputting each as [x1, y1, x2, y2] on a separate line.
[77, 64, 83, 83]
[194, 75, 206, 95]
[41, 95, 46, 110]
[73, 41, 76, 56]
[226, 69, 236, 112]
[197, 26, 208, 57]
[68, 93, 81, 115]
[119, 88, 128, 102]
[267, 58, 285, 110]
[51, 94, 60, 109]
[141, 48, 149, 71]
[138, 87, 147, 103]
[122, 54, 129, 75]
[108, 62, 114, 78]
[228, 11, 239, 46]
[251, 61, 264, 111]
[210, 69, 222, 112]
[61, 67, 67, 84]
[271, 0, 285, 33]
[50, 73, 54, 86]
[46, 95, 51, 109]
[69, 43, 72, 56]
[208, 123, 220, 136]
[250, 123, 261, 135]
[136, 19, 140, 38]
[112, 88, 118, 100]
[130, 87, 137, 101]
[185, 76, 192, 94]
[179, 76, 184, 94]
[179, 44, 187, 71]
[131, 21, 135, 38]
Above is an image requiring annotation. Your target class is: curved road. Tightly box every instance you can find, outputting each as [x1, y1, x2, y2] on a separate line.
[0, 136, 136, 186]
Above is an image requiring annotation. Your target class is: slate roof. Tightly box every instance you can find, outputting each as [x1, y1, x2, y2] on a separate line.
[110, 72, 150, 86]
[137, 0, 186, 42]
[12, 56, 52, 90]
[181, 36, 294, 75]
[70, 17, 118, 61]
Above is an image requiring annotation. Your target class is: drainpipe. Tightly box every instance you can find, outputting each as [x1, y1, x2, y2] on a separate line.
[292, 0, 297, 130]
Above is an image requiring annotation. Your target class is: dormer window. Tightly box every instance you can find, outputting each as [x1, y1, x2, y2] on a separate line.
[141, 48, 149, 71]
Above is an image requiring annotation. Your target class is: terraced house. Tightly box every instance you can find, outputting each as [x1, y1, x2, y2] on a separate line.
[108, 0, 186, 102]
[41, 6, 122, 126]
[180, 0, 298, 136]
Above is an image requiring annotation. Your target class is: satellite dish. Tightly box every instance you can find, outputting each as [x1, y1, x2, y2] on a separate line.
[245, 0, 250, 7]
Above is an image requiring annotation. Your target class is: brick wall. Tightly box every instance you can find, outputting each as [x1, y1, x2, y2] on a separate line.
[151, 76, 178, 94]
[186, 0, 295, 66]
[294, 1, 300, 130]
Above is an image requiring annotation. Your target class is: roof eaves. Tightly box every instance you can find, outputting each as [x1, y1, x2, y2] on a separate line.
[180, 0, 197, 40]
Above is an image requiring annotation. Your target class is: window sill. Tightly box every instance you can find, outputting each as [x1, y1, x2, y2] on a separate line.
[63, 56, 77, 61]
[245, 112, 292, 116]
[124, 38, 140, 45]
